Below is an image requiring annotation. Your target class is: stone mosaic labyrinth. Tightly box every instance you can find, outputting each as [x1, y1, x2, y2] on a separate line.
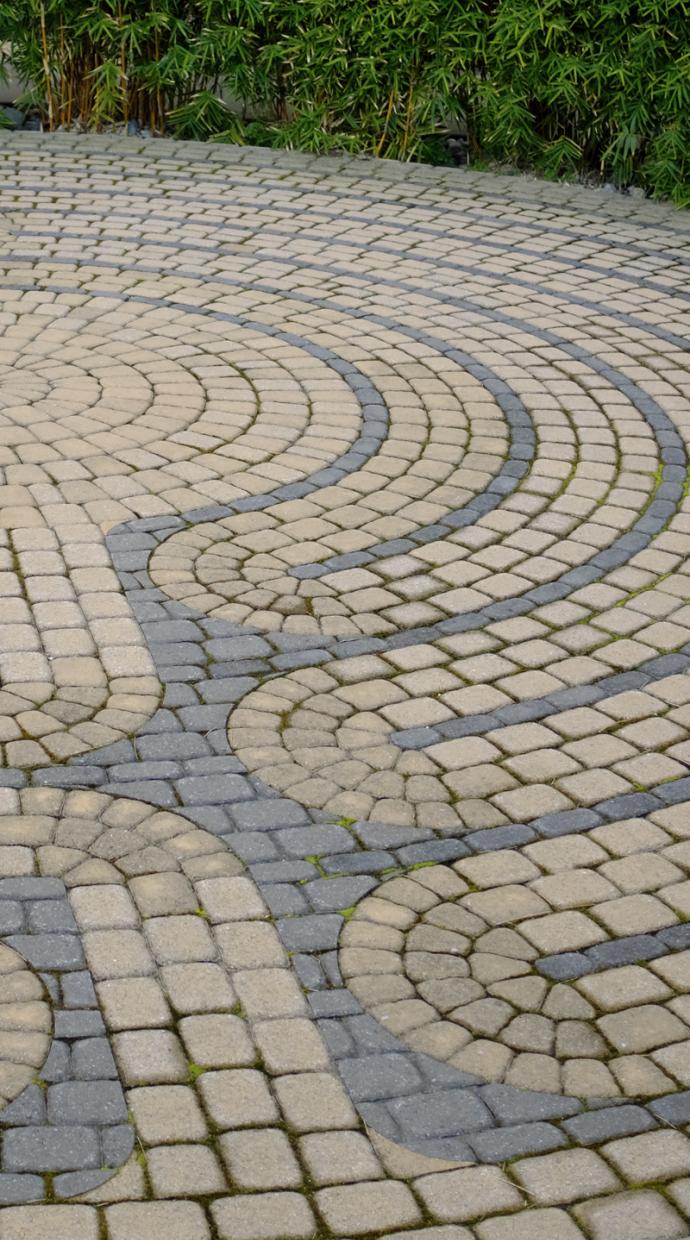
[1, 131, 690, 1237]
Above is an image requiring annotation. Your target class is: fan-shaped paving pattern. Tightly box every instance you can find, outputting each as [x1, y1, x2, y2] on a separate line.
[343, 859, 690, 1099]
[4, 131, 690, 1239]
[0, 946, 51, 1109]
[0, 296, 364, 767]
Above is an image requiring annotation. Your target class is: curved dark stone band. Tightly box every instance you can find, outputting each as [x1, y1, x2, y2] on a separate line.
[2, 258, 684, 658]
[0, 276, 535, 540]
[8, 158, 690, 261]
[3, 235, 690, 1171]
[536, 924, 690, 980]
[0, 877, 132, 1200]
[3, 266, 686, 855]
[393, 645, 690, 751]
[16, 212, 690, 322]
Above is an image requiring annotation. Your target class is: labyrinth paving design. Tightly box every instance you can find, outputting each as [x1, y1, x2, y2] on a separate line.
[1, 133, 690, 1239]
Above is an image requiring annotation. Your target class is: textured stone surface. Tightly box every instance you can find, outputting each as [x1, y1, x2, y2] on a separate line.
[1, 130, 690, 1237]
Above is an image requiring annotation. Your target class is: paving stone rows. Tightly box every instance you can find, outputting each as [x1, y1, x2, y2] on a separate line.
[1, 130, 690, 1236]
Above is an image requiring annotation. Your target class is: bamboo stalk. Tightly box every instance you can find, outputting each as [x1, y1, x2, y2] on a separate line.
[375, 89, 396, 156]
[38, 3, 55, 130]
[402, 71, 417, 159]
[120, 1, 129, 128]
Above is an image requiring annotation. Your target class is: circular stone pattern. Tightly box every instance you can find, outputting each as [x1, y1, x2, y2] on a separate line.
[0, 295, 363, 769]
[0, 943, 51, 1108]
[341, 858, 690, 1100]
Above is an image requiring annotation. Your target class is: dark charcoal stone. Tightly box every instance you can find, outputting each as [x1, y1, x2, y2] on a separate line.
[61, 972, 98, 1009]
[2, 1126, 101, 1172]
[585, 934, 667, 970]
[308, 990, 363, 1018]
[303, 875, 378, 911]
[338, 1054, 424, 1101]
[469, 1121, 567, 1162]
[46, 1081, 128, 1126]
[563, 1104, 657, 1144]
[387, 1088, 493, 1138]
[277, 914, 343, 952]
[480, 1084, 581, 1124]
[53, 1010, 106, 1039]
[5, 934, 84, 971]
[0, 1174, 45, 1204]
[650, 1091, 690, 1125]
[536, 952, 592, 980]
[54, 1169, 115, 1198]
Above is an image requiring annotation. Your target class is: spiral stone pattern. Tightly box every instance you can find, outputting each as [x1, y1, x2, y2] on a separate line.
[1, 130, 690, 1237]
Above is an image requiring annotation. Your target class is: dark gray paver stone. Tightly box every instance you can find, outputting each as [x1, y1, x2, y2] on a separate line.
[2, 1127, 101, 1172]
[338, 1054, 424, 1101]
[469, 1122, 568, 1162]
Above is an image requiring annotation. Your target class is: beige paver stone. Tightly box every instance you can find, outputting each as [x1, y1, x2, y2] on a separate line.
[97, 977, 172, 1030]
[0, 1205, 94, 1240]
[253, 1018, 330, 1073]
[128, 1085, 208, 1144]
[198, 1068, 279, 1128]
[113, 1029, 188, 1085]
[524, 835, 608, 871]
[106, 1202, 211, 1240]
[219, 1128, 302, 1189]
[475, 1209, 586, 1239]
[315, 1181, 421, 1235]
[299, 1132, 384, 1185]
[462, 885, 550, 926]
[84, 928, 155, 979]
[651, 949, 690, 989]
[144, 914, 216, 963]
[591, 893, 678, 935]
[455, 852, 539, 888]
[211, 1193, 315, 1240]
[234, 967, 307, 1018]
[511, 1149, 621, 1204]
[179, 1014, 255, 1066]
[651, 1039, 690, 1084]
[519, 911, 607, 953]
[573, 1190, 687, 1240]
[274, 1071, 358, 1131]
[598, 1005, 689, 1054]
[603, 1131, 690, 1182]
[129, 873, 198, 916]
[531, 869, 618, 908]
[147, 1144, 226, 1197]
[161, 962, 235, 1013]
[415, 1166, 523, 1221]
[576, 965, 672, 1011]
[196, 876, 268, 921]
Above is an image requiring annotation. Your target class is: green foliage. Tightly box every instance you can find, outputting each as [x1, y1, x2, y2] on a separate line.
[1, 0, 689, 203]
[475, 0, 690, 203]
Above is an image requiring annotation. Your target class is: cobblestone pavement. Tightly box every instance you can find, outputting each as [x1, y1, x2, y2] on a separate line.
[1, 132, 690, 1238]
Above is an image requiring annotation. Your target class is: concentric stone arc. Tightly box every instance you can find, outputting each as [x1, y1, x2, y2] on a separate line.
[341, 860, 690, 1099]
[2, 130, 690, 1239]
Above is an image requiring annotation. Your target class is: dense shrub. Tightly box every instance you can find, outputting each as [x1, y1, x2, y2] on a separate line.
[1, 0, 689, 204]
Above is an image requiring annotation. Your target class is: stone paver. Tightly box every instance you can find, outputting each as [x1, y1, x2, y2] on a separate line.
[1, 130, 690, 1237]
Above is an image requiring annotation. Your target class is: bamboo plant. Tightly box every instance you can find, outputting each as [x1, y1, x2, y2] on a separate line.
[0, 0, 688, 204]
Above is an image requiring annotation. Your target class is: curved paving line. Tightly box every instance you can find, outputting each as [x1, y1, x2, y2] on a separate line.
[3, 274, 684, 1160]
[3, 271, 687, 772]
[2, 258, 684, 631]
[4, 154, 690, 1186]
[7, 221, 690, 360]
[16, 214, 690, 312]
[0, 877, 133, 1201]
[0, 277, 529, 532]
[4, 148, 690, 254]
